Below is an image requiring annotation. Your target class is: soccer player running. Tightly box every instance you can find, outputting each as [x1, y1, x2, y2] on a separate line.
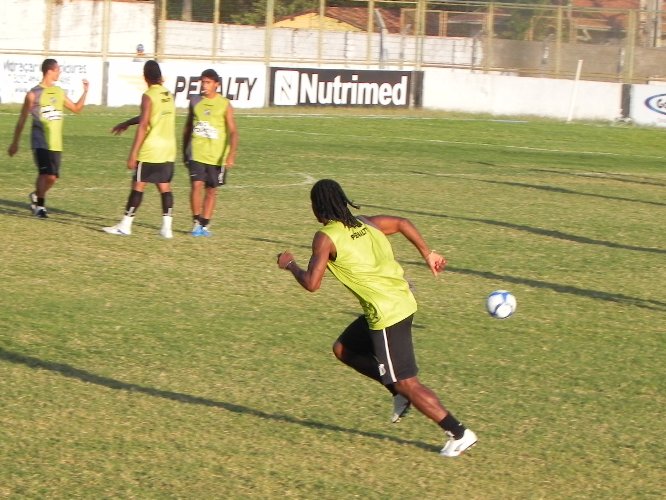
[277, 179, 477, 457]
[182, 68, 238, 237]
[104, 60, 176, 238]
[7, 58, 89, 218]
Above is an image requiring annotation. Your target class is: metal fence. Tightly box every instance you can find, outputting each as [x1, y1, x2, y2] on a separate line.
[3, 0, 666, 83]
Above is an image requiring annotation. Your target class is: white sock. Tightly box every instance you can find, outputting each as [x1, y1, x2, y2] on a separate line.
[120, 215, 134, 230]
[161, 215, 173, 231]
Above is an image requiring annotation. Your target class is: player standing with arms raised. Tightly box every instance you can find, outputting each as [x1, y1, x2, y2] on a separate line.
[182, 68, 238, 237]
[7, 58, 88, 218]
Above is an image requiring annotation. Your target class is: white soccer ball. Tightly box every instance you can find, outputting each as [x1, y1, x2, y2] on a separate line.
[486, 290, 517, 319]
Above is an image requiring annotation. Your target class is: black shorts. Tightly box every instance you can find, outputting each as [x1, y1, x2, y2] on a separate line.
[337, 315, 418, 384]
[134, 161, 174, 184]
[33, 149, 61, 177]
[187, 160, 226, 188]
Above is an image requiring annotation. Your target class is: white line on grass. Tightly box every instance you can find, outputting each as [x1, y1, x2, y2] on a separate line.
[247, 126, 666, 161]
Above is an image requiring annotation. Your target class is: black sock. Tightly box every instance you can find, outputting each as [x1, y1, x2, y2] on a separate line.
[161, 191, 173, 216]
[199, 217, 210, 227]
[193, 215, 200, 224]
[439, 413, 466, 440]
[37, 197, 45, 207]
[125, 190, 143, 216]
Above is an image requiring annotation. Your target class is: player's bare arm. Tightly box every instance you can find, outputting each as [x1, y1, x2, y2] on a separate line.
[127, 95, 151, 169]
[64, 79, 89, 114]
[277, 231, 334, 292]
[7, 91, 34, 156]
[364, 215, 446, 276]
[224, 105, 239, 168]
[182, 108, 194, 163]
[112, 115, 140, 136]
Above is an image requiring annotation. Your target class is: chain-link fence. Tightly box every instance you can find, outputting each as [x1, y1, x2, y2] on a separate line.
[2, 0, 666, 83]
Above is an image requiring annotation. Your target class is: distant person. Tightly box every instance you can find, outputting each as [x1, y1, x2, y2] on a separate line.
[7, 58, 89, 218]
[182, 68, 238, 237]
[104, 60, 176, 238]
[277, 179, 477, 457]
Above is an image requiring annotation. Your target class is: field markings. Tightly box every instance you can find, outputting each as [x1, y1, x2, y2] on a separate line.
[248, 126, 666, 161]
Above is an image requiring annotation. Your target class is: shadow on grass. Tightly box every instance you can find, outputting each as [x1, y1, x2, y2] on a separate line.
[530, 168, 666, 188]
[0, 197, 178, 234]
[0, 347, 439, 453]
[400, 260, 666, 312]
[412, 171, 666, 207]
[365, 203, 666, 255]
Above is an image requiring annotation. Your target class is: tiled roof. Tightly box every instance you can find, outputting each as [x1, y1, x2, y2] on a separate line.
[276, 7, 402, 34]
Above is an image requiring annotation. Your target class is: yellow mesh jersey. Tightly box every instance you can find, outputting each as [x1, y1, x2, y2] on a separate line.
[138, 84, 176, 163]
[319, 220, 417, 330]
[31, 85, 65, 151]
[190, 94, 230, 166]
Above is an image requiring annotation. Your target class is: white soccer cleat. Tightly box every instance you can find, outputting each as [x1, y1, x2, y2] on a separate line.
[440, 429, 478, 457]
[391, 394, 411, 423]
[103, 225, 131, 236]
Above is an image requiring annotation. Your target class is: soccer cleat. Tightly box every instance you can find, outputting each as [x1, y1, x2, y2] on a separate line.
[200, 227, 211, 237]
[35, 207, 48, 219]
[29, 192, 38, 212]
[440, 429, 478, 458]
[191, 224, 204, 237]
[159, 228, 173, 239]
[391, 394, 411, 423]
[103, 225, 131, 236]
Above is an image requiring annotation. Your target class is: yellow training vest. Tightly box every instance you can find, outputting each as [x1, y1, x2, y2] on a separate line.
[31, 85, 65, 151]
[189, 94, 230, 166]
[138, 84, 176, 163]
[319, 219, 417, 330]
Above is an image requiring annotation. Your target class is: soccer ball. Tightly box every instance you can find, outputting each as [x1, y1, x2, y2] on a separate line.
[486, 290, 517, 319]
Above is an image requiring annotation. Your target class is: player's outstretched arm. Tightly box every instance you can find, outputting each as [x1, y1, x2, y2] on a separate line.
[277, 231, 334, 292]
[364, 215, 446, 276]
[112, 115, 140, 135]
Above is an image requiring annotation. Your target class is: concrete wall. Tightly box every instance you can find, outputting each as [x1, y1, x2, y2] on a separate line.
[422, 68, 623, 121]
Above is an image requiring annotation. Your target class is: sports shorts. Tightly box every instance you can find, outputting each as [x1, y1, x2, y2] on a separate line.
[337, 314, 418, 384]
[33, 149, 61, 177]
[133, 161, 174, 184]
[187, 160, 226, 188]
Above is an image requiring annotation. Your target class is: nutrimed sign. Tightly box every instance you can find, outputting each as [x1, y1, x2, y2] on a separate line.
[270, 68, 420, 107]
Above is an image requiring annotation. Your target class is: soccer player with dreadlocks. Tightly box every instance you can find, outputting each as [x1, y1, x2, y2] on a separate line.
[277, 179, 477, 457]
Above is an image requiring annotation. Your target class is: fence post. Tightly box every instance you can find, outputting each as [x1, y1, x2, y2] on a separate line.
[43, 0, 53, 55]
[555, 5, 563, 78]
[484, 2, 495, 73]
[625, 9, 636, 83]
[155, 0, 166, 61]
[367, 0, 375, 66]
[212, 0, 220, 61]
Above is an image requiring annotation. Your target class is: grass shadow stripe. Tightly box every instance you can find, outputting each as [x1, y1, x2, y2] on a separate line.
[0, 347, 438, 453]
[446, 265, 666, 312]
[366, 204, 666, 255]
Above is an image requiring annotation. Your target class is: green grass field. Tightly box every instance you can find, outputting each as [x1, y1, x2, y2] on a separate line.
[0, 105, 664, 498]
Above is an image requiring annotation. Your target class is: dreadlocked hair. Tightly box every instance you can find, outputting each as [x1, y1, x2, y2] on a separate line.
[310, 179, 362, 228]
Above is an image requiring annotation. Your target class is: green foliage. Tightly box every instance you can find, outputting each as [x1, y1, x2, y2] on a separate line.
[0, 106, 664, 497]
